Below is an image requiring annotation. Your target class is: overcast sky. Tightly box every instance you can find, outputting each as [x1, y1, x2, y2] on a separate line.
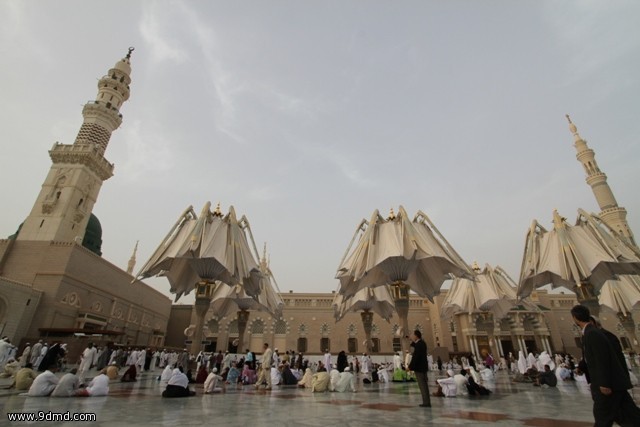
[1, 1, 638, 304]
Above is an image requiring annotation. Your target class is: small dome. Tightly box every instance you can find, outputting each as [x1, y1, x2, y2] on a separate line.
[82, 213, 103, 256]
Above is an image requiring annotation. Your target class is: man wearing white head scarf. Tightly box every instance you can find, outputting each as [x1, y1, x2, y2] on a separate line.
[334, 367, 356, 392]
[203, 368, 224, 393]
[434, 370, 457, 397]
[329, 365, 341, 391]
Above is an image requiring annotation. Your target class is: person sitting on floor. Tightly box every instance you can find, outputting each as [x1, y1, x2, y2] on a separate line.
[534, 365, 557, 387]
[0, 358, 20, 378]
[27, 364, 59, 396]
[10, 363, 37, 391]
[51, 368, 80, 397]
[203, 368, 224, 394]
[311, 370, 330, 392]
[106, 362, 119, 380]
[334, 367, 356, 392]
[298, 368, 313, 388]
[467, 374, 492, 396]
[433, 369, 457, 397]
[120, 364, 137, 382]
[77, 368, 109, 397]
[163, 367, 195, 397]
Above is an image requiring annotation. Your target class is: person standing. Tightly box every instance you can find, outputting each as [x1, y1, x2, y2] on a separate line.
[408, 330, 431, 408]
[257, 343, 273, 390]
[571, 304, 640, 426]
[78, 343, 97, 384]
[323, 349, 331, 372]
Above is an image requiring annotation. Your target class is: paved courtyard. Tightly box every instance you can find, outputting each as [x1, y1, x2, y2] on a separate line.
[1, 369, 639, 426]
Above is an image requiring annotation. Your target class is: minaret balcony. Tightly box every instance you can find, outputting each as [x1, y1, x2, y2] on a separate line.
[82, 101, 123, 129]
[49, 143, 114, 180]
[586, 172, 607, 185]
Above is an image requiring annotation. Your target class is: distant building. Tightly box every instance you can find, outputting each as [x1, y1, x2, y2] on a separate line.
[0, 49, 171, 359]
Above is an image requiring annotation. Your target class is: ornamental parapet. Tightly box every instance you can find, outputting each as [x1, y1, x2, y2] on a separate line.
[49, 143, 114, 180]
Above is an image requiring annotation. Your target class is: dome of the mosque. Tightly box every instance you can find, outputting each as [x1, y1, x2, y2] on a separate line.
[82, 213, 103, 256]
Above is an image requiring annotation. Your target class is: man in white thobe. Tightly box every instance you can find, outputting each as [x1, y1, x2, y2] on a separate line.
[256, 343, 273, 390]
[323, 350, 331, 371]
[393, 352, 402, 370]
[20, 344, 31, 367]
[78, 343, 97, 384]
[203, 368, 224, 393]
[360, 353, 371, 379]
[35, 343, 48, 369]
[435, 370, 457, 397]
[335, 367, 356, 392]
[51, 368, 80, 397]
[136, 348, 146, 373]
[78, 370, 109, 396]
[30, 341, 43, 366]
[27, 366, 59, 396]
[329, 365, 341, 391]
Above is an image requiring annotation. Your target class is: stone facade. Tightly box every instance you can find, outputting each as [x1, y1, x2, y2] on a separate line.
[167, 288, 640, 358]
[0, 239, 172, 357]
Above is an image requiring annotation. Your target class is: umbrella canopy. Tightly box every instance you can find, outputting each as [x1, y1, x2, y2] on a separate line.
[336, 206, 473, 301]
[441, 263, 518, 320]
[518, 209, 640, 298]
[598, 276, 640, 315]
[208, 279, 283, 320]
[135, 202, 264, 301]
[332, 285, 396, 322]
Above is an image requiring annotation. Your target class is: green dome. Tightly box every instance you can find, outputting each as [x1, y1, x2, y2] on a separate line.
[82, 213, 103, 256]
[7, 222, 23, 240]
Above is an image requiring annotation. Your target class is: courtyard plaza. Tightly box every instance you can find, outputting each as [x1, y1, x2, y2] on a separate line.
[0, 368, 638, 426]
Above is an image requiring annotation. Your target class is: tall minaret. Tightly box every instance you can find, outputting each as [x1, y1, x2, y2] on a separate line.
[18, 48, 134, 243]
[567, 115, 636, 247]
[126, 241, 138, 275]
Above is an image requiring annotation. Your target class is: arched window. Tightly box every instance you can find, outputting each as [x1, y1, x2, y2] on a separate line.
[274, 319, 287, 335]
[251, 319, 265, 334]
[228, 319, 238, 334]
[206, 319, 219, 334]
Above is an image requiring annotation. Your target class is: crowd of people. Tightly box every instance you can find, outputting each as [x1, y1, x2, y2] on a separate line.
[0, 309, 639, 427]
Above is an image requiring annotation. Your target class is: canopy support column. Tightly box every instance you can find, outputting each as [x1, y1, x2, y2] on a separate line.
[192, 281, 215, 354]
[391, 282, 410, 353]
[237, 309, 250, 353]
[361, 310, 374, 354]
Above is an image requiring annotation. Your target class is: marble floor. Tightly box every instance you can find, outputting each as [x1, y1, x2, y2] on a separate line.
[1, 369, 639, 426]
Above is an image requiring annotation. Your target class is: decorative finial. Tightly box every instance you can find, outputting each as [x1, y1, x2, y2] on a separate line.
[552, 209, 566, 229]
[126, 47, 135, 59]
[388, 208, 396, 220]
[472, 261, 481, 272]
[213, 202, 223, 217]
[566, 114, 578, 135]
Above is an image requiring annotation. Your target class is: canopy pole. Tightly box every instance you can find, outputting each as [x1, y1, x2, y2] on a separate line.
[191, 281, 215, 354]
[360, 310, 373, 354]
[391, 281, 410, 353]
[236, 309, 250, 353]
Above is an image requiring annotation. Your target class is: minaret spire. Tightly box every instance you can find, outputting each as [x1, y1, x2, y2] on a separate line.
[567, 115, 636, 246]
[17, 50, 134, 244]
[126, 240, 139, 275]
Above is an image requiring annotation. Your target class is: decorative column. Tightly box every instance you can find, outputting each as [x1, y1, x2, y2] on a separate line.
[237, 309, 250, 352]
[191, 281, 215, 354]
[361, 310, 374, 354]
[391, 281, 411, 353]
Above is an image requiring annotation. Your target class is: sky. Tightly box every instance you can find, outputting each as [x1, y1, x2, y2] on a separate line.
[1, 1, 639, 305]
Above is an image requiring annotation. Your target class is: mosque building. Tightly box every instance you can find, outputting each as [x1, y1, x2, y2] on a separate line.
[0, 49, 171, 359]
[1, 50, 637, 363]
